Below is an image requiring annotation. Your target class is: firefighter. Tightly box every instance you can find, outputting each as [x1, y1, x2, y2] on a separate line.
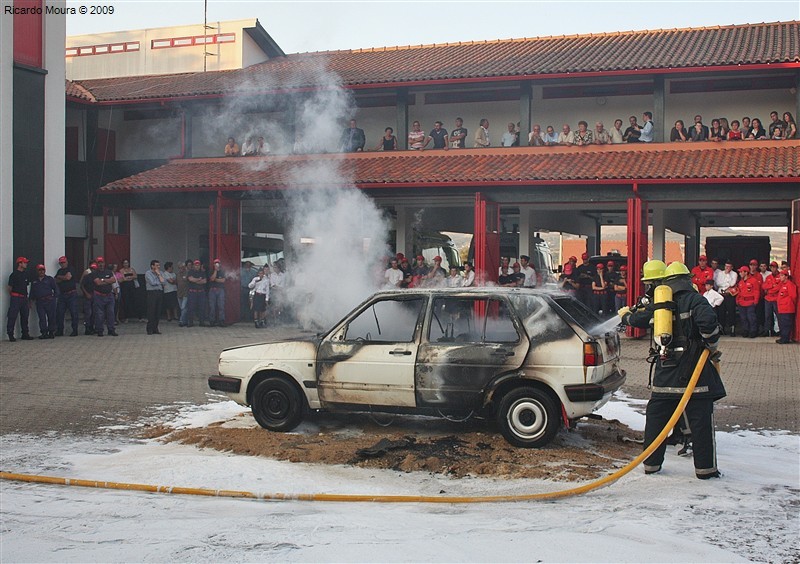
[732, 266, 760, 338]
[691, 255, 715, 295]
[619, 260, 725, 479]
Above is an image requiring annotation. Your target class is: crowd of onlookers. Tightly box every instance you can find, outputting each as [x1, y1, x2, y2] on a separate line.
[221, 110, 797, 157]
[8, 251, 795, 343]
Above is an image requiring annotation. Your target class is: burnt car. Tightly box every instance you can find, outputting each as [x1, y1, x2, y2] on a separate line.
[209, 288, 625, 448]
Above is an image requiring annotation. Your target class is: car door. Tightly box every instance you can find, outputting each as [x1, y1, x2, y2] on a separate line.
[415, 295, 528, 408]
[317, 295, 427, 408]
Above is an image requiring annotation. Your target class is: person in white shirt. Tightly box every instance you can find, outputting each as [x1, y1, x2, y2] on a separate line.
[498, 257, 512, 278]
[248, 266, 271, 328]
[713, 261, 738, 335]
[703, 280, 724, 327]
[463, 263, 476, 287]
[446, 265, 463, 287]
[519, 255, 537, 288]
[384, 258, 404, 288]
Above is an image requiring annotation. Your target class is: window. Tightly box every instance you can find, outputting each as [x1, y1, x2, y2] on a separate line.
[430, 297, 519, 344]
[345, 298, 424, 343]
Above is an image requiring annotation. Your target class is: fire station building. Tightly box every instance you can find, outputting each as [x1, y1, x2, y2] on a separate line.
[62, 20, 800, 324]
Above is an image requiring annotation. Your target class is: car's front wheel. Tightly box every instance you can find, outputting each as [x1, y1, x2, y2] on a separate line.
[496, 386, 560, 448]
[251, 377, 304, 432]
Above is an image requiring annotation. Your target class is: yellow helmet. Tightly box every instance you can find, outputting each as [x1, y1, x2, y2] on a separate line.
[641, 259, 667, 281]
[664, 261, 691, 278]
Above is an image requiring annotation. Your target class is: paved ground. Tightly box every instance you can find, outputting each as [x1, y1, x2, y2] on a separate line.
[0, 320, 797, 436]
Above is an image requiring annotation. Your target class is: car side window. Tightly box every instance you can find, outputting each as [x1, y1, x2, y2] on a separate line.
[345, 298, 424, 343]
[430, 297, 519, 344]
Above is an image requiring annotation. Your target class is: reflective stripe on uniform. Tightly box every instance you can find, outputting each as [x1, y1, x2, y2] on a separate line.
[651, 385, 710, 394]
[679, 312, 691, 319]
[700, 326, 720, 339]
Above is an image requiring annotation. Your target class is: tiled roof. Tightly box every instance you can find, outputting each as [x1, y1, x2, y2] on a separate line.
[74, 21, 800, 102]
[65, 79, 96, 103]
[100, 141, 799, 193]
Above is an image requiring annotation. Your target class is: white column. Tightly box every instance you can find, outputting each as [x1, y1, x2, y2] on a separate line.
[43, 2, 66, 270]
[652, 207, 665, 261]
[518, 206, 531, 259]
[395, 206, 412, 258]
[0, 10, 14, 320]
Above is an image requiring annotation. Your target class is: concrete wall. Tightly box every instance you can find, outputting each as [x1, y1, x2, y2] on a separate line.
[116, 116, 182, 161]
[67, 20, 259, 79]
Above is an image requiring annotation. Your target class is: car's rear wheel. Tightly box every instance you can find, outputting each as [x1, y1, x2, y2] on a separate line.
[252, 377, 304, 432]
[496, 386, 560, 448]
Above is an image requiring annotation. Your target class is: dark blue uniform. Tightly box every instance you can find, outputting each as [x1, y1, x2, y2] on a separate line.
[6, 269, 32, 340]
[55, 266, 79, 336]
[80, 269, 96, 334]
[30, 275, 59, 338]
[186, 268, 208, 326]
[627, 275, 725, 478]
[92, 268, 117, 336]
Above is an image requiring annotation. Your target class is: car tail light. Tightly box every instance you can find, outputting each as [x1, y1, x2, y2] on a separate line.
[583, 342, 603, 366]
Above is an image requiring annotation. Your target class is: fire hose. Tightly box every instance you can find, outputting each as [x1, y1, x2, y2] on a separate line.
[1, 349, 709, 503]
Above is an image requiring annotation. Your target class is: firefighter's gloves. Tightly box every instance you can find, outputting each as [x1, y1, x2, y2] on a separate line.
[617, 306, 631, 325]
[706, 343, 722, 362]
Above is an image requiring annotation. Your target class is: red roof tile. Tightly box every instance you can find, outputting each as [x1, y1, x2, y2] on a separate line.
[100, 141, 799, 193]
[74, 21, 800, 103]
[65, 80, 96, 103]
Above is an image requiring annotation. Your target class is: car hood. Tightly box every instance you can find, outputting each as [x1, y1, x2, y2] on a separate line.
[220, 337, 320, 361]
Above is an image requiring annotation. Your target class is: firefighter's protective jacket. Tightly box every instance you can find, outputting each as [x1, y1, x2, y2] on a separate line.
[628, 277, 726, 401]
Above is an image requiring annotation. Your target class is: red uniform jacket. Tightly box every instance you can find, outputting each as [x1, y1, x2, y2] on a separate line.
[691, 265, 715, 295]
[734, 276, 760, 307]
[762, 274, 780, 302]
[777, 279, 797, 314]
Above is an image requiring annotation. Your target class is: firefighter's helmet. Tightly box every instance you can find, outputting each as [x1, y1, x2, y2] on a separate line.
[641, 259, 667, 281]
[664, 261, 691, 279]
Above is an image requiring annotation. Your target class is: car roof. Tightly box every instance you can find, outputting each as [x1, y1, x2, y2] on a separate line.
[370, 286, 564, 298]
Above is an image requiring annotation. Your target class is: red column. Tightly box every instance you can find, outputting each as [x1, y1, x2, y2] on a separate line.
[474, 193, 500, 285]
[212, 194, 241, 324]
[626, 189, 648, 338]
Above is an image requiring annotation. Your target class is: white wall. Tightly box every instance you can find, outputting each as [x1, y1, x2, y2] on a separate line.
[44, 0, 66, 269]
[0, 7, 13, 321]
[130, 210, 191, 272]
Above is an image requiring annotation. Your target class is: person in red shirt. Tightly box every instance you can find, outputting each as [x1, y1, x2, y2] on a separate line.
[732, 266, 759, 338]
[691, 255, 715, 295]
[775, 270, 797, 344]
[761, 264, 780, 337]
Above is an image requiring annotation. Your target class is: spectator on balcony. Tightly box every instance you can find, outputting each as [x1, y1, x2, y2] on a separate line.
[639, 112, 654, 143]
[408, 121, 427, 150]
[528, 124, 545, 146]
[574, 121, 593, 146]
[426, 121, 450, 150]
[670, 120, 690, 142]
[256, 136, 269, 155]
[771, 123, 785, 140]
[374, 127, 398, 151]
[474, 118, 491, 148]
[610, 119, 624, 144]
[558, 123, 575, 145]
[542, 125, 559, 146]
[340, 119, 366, 152]
[593, 122, 611, 145]
[224, 137, 240, 157]
[741, 116, 752, 138]
[746, 118, 767, 140]
[450, 117, 468, 149]
[783, 112, 797, 139]
[709, 119, 725, 142]
[241, 136, 258, 156]
[719, 118, 730, 138]
[768, 111, 786, 138]
[693, 115, 710, 139]
[728, 120, 743, 140]
[501, 122, 519, 147]
[690, 120, 708, 142]
[623, 116, 641, 143]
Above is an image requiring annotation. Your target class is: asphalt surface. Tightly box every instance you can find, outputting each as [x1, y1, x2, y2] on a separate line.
[1, 320, 797, 436]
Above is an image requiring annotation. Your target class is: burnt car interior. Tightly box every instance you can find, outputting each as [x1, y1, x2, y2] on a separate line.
[430, 297, 520, 344]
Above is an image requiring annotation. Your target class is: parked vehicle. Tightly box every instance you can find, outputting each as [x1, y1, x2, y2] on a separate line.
[209, 287, 625, 447]
[704, 236, 771, 268]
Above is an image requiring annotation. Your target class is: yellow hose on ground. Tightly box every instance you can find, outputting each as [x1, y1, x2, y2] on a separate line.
[1, 350, 710, 504]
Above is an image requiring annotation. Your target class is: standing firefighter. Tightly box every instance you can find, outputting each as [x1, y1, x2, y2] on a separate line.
[619, 260, 725, 479]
